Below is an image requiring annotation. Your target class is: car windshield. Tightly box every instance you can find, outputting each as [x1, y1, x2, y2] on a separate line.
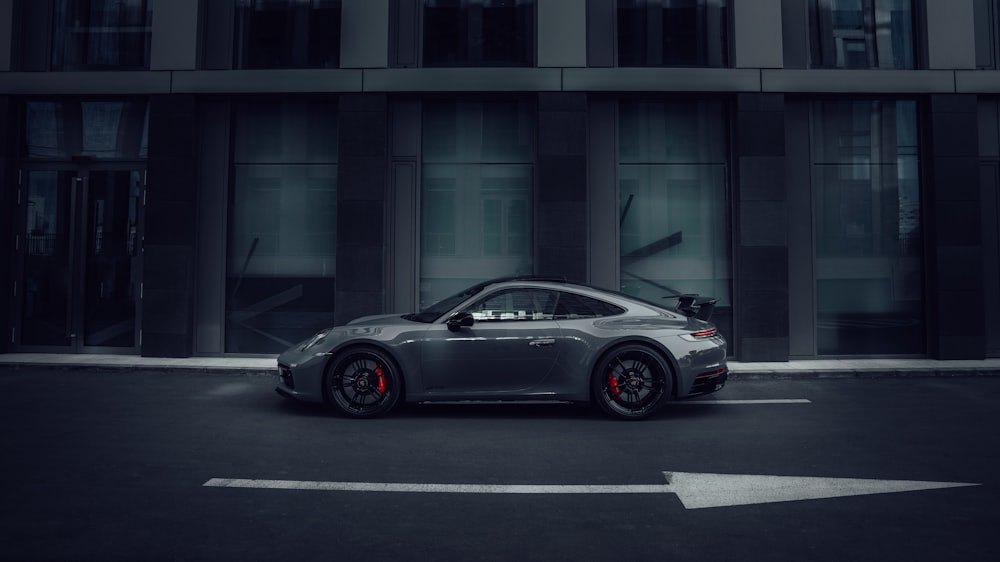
[403, 283, 488, 323]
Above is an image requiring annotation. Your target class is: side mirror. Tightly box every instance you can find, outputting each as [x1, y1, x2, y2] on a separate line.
[446, 311, 475, 332]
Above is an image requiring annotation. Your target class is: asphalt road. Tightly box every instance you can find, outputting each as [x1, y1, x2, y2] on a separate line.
[1, 367, 997, 561]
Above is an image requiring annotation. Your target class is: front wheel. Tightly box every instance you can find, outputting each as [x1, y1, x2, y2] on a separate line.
[326, 347, 402, 418]
[592, 345, 672, 420]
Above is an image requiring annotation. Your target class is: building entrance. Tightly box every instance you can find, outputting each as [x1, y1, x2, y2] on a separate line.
[14, 168, 145, 353]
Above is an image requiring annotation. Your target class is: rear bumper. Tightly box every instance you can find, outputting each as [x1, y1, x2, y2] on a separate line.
[687, 367, 728, 396]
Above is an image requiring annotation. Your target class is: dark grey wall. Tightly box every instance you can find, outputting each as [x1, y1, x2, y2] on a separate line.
[735, 93, 789, 361]
[978, 100, 1000, 357]
[536, 93, 588, 282]
[335, 94, 388, 325]
[0, 96, 13, 353]
[927, 94, 985, 359]
[142, 95, 198, 357]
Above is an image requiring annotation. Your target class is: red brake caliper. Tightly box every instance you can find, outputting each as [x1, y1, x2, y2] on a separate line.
[608, 373, 621, 398]
[376, 365, 387, 394]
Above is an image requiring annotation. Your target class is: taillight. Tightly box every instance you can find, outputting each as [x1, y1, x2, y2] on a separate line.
[680, 327, 718, 341]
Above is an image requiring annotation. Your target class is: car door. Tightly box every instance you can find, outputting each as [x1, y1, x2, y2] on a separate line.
[419, 288, 561, 395]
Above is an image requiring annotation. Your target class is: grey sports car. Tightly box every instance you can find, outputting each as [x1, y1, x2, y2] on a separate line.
[275, 276, 728, 420]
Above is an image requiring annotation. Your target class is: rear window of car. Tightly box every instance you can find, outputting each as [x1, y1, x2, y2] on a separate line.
[554, 291, 626, 319]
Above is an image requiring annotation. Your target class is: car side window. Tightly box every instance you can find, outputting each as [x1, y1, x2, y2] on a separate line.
[463, 289, 558, 322]
[553, 291, 626, 319]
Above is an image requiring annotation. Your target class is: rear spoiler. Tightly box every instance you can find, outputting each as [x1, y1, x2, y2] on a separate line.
[668, 295, 718, 321]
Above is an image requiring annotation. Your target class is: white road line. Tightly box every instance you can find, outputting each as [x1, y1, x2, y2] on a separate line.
[203, 478, 672, 495]
[672, 399, 812, 405]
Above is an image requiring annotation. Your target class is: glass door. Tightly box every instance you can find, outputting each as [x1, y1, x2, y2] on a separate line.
[16, 168, 144, 352]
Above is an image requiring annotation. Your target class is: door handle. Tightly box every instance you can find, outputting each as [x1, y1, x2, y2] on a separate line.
[529, 338, 555, 348]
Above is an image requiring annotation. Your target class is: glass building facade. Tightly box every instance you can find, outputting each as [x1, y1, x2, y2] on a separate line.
[1, 0, 998, 361]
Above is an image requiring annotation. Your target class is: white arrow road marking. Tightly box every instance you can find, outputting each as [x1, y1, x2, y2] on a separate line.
[204, 473, 980, 509]
[662, 471, 980, 509]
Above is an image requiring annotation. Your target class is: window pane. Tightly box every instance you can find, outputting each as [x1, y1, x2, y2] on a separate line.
[811, 100, 923, 355]
[423, 0, 535, 67]
[227, 102, 338, 353]
[463, 288, 557, 321]
[235, 0, 341, 69]
[24, 100, 149, 159]
[809, 0, 914, 69]
[618, 100, 732, 343]
[420, 100, 535, 308]
[51, 0, 153, 70]
[618, 0, 730, 67]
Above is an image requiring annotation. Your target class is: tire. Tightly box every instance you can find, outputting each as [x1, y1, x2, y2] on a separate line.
[592, 344, 672, 420]
[326, 347, 402, 418]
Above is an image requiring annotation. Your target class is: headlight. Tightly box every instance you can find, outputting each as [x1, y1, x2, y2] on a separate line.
[299, 329, 331, 351]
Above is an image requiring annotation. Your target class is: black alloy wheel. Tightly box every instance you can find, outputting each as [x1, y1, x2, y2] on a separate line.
[592, 344, 671, 420]
[327, 347, 401, 418]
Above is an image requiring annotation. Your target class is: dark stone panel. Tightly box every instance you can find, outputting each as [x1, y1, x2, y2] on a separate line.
[586, 0, 615, 67]
[391, 0, 420, 68]
[932, 157, 981, 201]
[737, 110, 785, 158]
[934, 246, 984, 293]
[335, 291, 385, 324]
[781, 0, 808, 69]
[933, 201, 984, 246]
[739, 157, 786, 201]
[740, 201, 788, 247]
[148, 96, 198, 159]
[978, 102, 1000, 159]
[738, 289, 790, 338]
[739, 337, 790, 362]
[538, 201, 587, 246]
[142, 288, 194, 335]
[538, 112, 588, 156]
[931, 113, 981, 158]
[737, 93, 785, 114]
[143, 245, 195, 293]
[737, 246, 788, 291]
[336, 245, 385, 293]
[930, 94, 979, 115]
[537, 246, 587, 283]
[337, 200, 385, 245]
[144, 201, 197, 246]
[538, 156, 587, 202]
[148, 158, 198, 203]
[339, 93, 388, 114]
[141, 332, 192, 358]
[935, 336, 986, 360]
[338, 155, 389, 201]
[201, 0, 235, 70]
[538, 92, 587, 113]
[936, 291, 985, 337]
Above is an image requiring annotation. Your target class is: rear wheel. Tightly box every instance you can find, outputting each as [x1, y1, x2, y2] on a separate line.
[326, 347, 401, 418]
[592, 345, 671, 420]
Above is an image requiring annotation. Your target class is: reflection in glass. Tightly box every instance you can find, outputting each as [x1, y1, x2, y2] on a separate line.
[227, 102, 338, 353]
[235, 0, 341, 68]
[811, 100, 923, 354]
[84, 171, 142, 347]
[618, 0, 729, 67]
[423, 0, 535, 67]
[420, 100, 535, 308]
[809, 0, 915, 69]
[21, 172, 73, 346]
[51, 0, 153, 70]
[618, 100, 732, 342]
[25, 101, 149, 160]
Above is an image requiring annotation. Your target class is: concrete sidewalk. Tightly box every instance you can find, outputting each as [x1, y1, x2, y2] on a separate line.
[2, 353, 1000, 378]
